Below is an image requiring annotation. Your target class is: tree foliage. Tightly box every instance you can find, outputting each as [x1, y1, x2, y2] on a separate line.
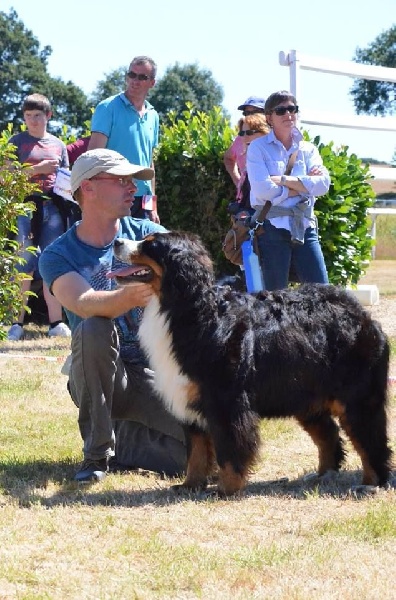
[350, 25, 396, 116]
[89, 61, 226, 125]
[0, 127, 38, 338]
[89, 67, 126, 107]
[0, 9, 91, 135]
[148, 63, 225, 123]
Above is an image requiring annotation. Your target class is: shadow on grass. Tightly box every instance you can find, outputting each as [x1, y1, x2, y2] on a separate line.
[1, 458, 390, 508]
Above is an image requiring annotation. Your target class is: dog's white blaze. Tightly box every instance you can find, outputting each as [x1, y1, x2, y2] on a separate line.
[139, 296, 206, 428]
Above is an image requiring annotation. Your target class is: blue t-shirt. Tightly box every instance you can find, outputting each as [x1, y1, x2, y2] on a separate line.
[91, 93, 159, 197]
[38, 217, 166, 364]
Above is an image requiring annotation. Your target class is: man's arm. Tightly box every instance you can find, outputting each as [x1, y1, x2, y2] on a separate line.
[88, 132, 108, 150]
[148, 160, 161, 224]
[150, 160, 156, 195]
[52, 271, 154, 320]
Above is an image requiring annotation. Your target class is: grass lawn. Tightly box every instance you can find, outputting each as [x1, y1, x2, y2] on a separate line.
[1, 243, 395, 598]
[358, 259, 396, 295]
[0, 318, 395, 599]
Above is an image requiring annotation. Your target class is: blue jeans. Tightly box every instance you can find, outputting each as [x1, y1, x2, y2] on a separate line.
[15, 201, 64, 274]
[256, 220, 329, 291]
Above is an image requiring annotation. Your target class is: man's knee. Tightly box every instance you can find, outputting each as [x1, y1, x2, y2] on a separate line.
[73, 317, 118, 357]
[80, 316, 114, 340]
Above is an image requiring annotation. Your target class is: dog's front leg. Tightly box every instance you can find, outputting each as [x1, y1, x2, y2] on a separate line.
[211, 405, 261, 496]
[175, 423, 216, 491]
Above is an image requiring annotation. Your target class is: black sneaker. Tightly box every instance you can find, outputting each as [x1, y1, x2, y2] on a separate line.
[74, 458, 108, 483]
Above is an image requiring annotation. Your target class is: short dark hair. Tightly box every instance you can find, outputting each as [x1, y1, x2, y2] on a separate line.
[264, 91, 297, 114]
[22, 93, 52, 114]
[130, 56, 157, 79]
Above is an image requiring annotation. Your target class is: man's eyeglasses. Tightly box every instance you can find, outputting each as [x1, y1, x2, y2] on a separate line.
[91, 176, 138, 187]
[238, 129, 260, 137]
[126, 71, 153, 81]
[271, 105, 299, 116]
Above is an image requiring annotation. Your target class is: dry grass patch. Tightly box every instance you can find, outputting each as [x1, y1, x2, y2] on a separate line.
[0, 324, 395, 599]
[359, 260, 396, 296]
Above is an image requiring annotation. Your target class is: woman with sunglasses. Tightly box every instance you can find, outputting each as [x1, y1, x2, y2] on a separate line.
[246, 90, 330, 291]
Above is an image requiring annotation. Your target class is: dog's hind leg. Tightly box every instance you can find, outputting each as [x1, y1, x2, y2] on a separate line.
[296, 412, 345, 475]
[177, 423, 216, 492]
[338, 403, 392, 487]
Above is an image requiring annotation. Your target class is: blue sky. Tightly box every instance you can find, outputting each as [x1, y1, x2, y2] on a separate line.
[4, 0, 395, 162]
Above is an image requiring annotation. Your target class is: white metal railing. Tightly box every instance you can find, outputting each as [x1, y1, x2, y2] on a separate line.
[279, 49, 396, 172]
[279, 50, 396, 258]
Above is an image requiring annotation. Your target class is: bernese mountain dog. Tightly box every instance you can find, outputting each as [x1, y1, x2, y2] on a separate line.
[111, 231, 393, 496]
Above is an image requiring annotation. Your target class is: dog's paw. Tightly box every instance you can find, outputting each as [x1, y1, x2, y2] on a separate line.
[170, 482, 207, 495]
[388, 473, 396, 489]
[348, 484, 380, 497]
[303, 470, 338, 483]
[303, 471, 319, 482]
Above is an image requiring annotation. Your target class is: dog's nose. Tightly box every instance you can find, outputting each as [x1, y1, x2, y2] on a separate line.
[114, 238, 124, 248]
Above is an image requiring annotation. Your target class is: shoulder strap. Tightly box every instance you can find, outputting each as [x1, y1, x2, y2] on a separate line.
[251, 200, 271, 227]
[285, 149, 298, 175]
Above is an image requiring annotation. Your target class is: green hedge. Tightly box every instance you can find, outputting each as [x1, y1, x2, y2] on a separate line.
[314, 137, 375, 285]
[0, 127, 37, 338]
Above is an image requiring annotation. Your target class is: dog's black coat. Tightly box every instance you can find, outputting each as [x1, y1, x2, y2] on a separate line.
[114, 232, 393, 495]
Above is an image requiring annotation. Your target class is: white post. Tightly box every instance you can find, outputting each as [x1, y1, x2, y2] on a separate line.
[279, 50, 300, 98]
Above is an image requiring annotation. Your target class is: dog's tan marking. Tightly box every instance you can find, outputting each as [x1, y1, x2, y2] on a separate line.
[115, 239, 163, 295]
[328, 399, 346, 418]
[338, 415, 379, 485]
[183, 431, 215, 490]
[217, 462, 247, 496]
[296, 416, 341, 474]
[185, 381, 200, 407]
[138, 257, 162, 295]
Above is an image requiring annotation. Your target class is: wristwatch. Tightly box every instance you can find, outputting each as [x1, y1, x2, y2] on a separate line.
[281, 175, 286, 185]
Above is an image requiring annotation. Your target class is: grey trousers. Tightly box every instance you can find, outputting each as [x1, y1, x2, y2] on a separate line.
[68, 317, 186, 475]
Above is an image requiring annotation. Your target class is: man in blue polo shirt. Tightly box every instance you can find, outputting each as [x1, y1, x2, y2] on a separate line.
[88, 55, 160, 222]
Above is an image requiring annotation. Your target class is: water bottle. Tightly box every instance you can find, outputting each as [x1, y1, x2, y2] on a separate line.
[241, 235, 264, 293]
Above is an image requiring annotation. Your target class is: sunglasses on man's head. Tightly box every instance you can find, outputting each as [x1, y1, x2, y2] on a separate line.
[271, 105, 299, 116]
[126, 71, 153, 81]
[238, 129, 260, 137]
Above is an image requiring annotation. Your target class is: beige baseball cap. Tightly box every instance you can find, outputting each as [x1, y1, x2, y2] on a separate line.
[70, 148, 154, 194]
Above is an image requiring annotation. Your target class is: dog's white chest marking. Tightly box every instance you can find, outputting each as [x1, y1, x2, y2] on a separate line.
[139, 297, 205, 426]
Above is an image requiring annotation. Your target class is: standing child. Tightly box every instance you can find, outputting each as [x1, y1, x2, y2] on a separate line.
[7, 93, 71, 341]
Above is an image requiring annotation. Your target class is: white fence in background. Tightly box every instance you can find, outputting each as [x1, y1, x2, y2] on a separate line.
[279, 50, 396, 257]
